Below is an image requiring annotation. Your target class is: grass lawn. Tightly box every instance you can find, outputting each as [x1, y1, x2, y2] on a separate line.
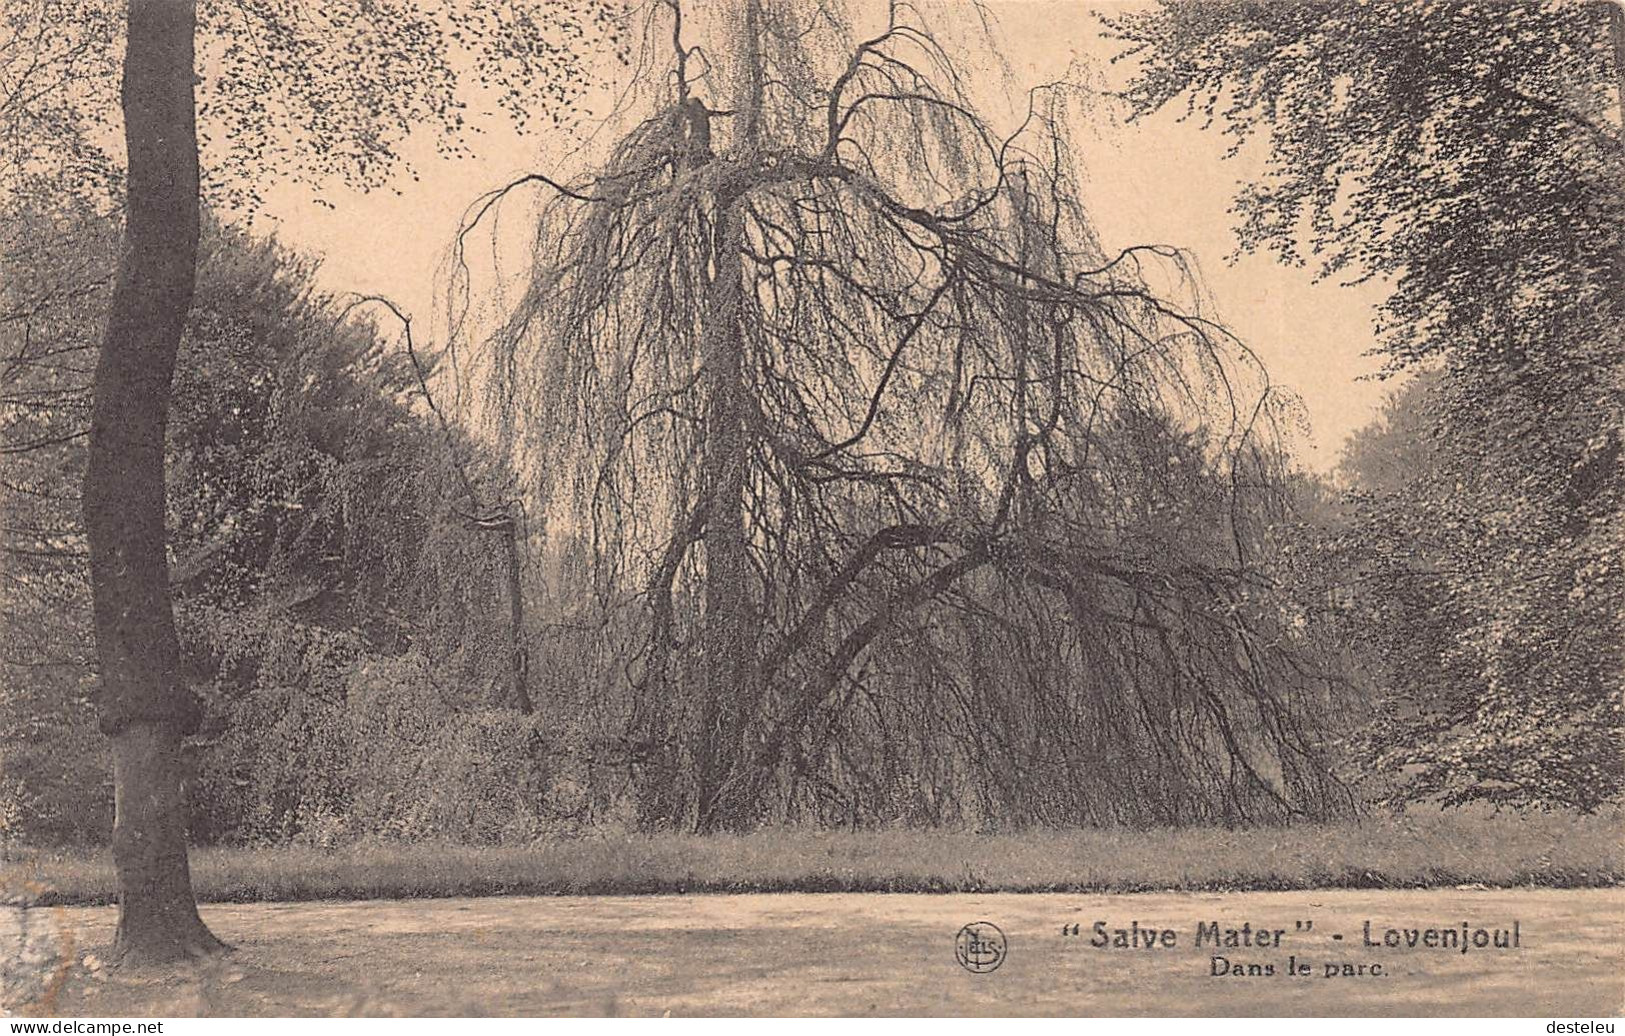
[17, 888, 1625, 1016]
[5, 807, 1621, 907]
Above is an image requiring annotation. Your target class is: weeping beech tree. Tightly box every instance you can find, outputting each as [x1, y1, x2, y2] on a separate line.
[463, 0, 1354, 831]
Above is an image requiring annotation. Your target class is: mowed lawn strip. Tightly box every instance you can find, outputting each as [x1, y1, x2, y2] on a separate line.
[7, 808, 1622, 906]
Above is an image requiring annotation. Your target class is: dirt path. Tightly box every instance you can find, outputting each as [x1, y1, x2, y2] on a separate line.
[6, 888, 1622, 1016]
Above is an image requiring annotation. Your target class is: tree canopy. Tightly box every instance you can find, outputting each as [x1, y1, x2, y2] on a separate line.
[1, 0, 626, 210]
[1109, 0, 1624, 807]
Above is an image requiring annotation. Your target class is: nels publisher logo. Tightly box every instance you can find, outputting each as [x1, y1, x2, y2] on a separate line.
[955, 921, 1007, 974]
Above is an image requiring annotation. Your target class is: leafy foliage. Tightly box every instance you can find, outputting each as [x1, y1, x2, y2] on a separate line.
[1, 0, 627, 210]
[0, 194, 116, 843]
[1111, 0, 1625, 808]
[0, 203, 529, 843]
[1331, 375, 1623, 810]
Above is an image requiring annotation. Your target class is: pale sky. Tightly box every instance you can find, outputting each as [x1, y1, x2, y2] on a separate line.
[254, 0, 1395, 473]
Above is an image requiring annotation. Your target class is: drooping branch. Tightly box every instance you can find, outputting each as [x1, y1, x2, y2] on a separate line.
[451, 0, 1344, 829]
[341, 294, 533, 714]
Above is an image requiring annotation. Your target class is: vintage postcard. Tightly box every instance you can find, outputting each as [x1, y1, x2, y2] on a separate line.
[2, 0, 1622, 1021]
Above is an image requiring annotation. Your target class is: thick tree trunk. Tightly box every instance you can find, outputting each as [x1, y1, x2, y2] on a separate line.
[693, 0, 766, 833]
[694, 196, 753, 833]
[109, 725, 223, 962]
[83, 0, 223, 965]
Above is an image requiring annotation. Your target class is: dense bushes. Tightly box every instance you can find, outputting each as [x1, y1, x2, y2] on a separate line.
[1331, 371, 1624, 810]
[0, 202, 535, 846]
[192, 643, 563, 845]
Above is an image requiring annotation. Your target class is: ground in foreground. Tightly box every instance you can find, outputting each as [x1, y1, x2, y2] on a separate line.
[6, 888, 1622, 1016]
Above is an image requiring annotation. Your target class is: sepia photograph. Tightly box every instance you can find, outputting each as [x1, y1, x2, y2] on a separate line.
[1, 0, 1622, 1020]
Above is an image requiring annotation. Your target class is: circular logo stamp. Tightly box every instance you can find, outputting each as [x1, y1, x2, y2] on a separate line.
[955, 921, 1006, 974]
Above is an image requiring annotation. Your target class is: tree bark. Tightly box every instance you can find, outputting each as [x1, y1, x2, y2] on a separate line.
[694, 195, 753, 832]
[109, 725, 223, 962]
[84, 0, 224, 965]
[692, 0, 767, 833]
